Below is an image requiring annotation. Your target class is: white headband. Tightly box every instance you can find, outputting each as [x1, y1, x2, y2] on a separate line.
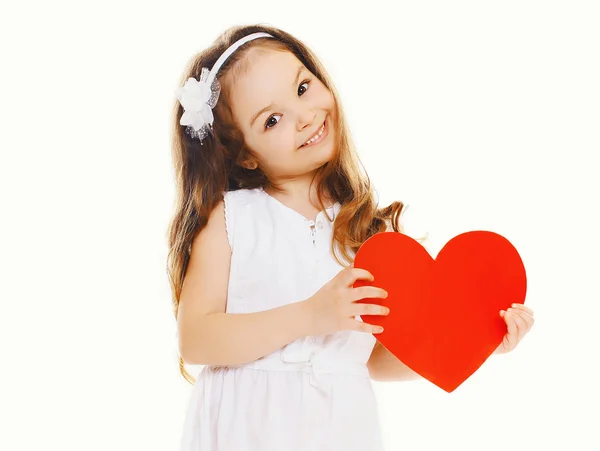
[175, 32, 275, 143]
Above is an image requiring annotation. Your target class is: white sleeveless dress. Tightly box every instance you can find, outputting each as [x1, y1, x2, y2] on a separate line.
[179, 186, 388, 451]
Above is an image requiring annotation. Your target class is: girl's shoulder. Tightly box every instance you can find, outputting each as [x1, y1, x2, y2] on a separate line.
[222, 188, 263, 251]
[222, 188, 263, 216]
[223, 187, 262, 205]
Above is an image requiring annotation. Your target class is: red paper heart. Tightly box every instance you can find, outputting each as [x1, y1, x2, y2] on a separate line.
[354, 231, 527, 392]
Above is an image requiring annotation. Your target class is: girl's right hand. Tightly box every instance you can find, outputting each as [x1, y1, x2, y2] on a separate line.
[305, 266, 390, 336]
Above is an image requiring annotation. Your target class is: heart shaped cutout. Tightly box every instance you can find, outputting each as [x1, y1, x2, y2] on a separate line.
[354, 231, 527, 392]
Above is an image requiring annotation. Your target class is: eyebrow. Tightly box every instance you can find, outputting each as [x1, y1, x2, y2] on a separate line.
[250, 65, 305, 128]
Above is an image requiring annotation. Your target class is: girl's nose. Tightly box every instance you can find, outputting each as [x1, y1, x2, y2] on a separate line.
[297, 111, 317, 130]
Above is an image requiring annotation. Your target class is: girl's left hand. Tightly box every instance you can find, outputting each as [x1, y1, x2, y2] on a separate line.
[495, 303, 535, 354]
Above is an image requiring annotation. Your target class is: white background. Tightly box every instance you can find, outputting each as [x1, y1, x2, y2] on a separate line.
[1, 1, 598, 450]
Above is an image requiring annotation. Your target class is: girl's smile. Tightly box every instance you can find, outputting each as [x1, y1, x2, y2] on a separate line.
[299, 115, 329, 149]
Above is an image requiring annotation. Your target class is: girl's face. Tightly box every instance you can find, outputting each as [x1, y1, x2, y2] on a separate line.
[229, 49, 336, 177]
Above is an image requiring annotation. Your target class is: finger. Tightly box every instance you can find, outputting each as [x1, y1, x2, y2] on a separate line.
[348, 267, 375, 286]
[354, 303, 390, 317]
[510, 308, 534, 333]
[511, 303, 534, 318]
[511, 306, 534, 325]
[508, 309, 528, 343]
[353, 318, 384, 334]
[351, 286, 388, 303]
[503, 310, 519, 350]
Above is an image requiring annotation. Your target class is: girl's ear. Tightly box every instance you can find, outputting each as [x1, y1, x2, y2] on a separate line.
[243, 160, 258, 170]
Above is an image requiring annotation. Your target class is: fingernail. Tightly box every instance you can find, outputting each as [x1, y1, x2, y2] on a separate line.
[512, 303, 518, 308]
[500, 310, 506, 315]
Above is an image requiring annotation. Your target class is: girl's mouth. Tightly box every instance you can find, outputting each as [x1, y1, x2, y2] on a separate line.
[299, 117, 329, 148]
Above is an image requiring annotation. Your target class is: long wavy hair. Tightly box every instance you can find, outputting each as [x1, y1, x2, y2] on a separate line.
[167, 23, 411, 385]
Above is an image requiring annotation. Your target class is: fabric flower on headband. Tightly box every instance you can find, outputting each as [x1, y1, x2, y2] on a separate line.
[175, 67, 221, 142]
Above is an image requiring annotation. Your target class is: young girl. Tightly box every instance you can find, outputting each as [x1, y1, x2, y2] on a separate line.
[167, 24, 535, 451]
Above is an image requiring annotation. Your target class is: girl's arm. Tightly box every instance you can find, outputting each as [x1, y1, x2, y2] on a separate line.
[181, 302, 313, 366]
[177, 199, 313, 367]
[367, 341, 422, 382]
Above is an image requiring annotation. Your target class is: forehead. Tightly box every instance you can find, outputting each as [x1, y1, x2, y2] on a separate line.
[228, 49, 304, 127]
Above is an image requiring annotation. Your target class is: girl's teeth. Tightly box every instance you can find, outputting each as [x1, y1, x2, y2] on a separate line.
[303, 122, 325, 146]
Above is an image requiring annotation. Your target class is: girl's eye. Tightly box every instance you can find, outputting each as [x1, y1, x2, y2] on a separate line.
[264, 80, 311, 130]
